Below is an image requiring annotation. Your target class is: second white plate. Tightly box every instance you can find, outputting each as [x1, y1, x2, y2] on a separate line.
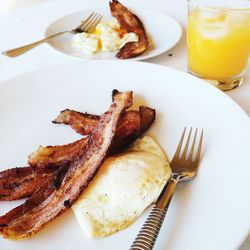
[45, 6, 182, 60]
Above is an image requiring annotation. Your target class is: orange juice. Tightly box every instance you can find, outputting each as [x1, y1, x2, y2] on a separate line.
[188, 6, 250, 79]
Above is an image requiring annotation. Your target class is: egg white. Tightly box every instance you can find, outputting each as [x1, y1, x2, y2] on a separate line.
[72, 136, 171, 238]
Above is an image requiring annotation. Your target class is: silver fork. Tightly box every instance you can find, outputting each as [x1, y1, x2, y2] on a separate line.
[130, 127, 203, 250]
[2, 12, 102, 57]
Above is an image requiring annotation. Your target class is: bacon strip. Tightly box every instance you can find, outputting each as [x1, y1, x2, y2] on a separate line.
[0, 167, 55, 201]
[52, 109, 99, 135]
[52, 106, 155, 148]
[0, 90, 132, 239]
[0, 165, 68, 226]
[110, 0, 149, 59]
[0, 176, 57, 226]
[28, 138, 88, 173]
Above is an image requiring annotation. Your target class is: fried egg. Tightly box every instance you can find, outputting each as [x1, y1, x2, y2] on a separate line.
[72, 136, 171, 238]
[71, 33, 100, 54]
[71, 18, 138, 54]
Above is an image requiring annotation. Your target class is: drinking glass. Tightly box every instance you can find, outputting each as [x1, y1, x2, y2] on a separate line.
[187, 0, 250, 91]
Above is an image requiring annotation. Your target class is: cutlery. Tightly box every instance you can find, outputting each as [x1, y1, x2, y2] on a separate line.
[2, 12, 102, 57]
[130, 127, 203, 250]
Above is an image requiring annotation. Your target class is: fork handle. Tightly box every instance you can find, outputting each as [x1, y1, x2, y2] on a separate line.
[2, 31, 68, 57]
[129, 178, 177, 250]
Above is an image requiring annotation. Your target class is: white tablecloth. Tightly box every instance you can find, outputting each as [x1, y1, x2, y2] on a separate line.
[0, 0, 249, 249]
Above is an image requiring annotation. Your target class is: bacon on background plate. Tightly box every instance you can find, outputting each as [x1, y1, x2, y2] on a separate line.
[110, 0, 149, 59]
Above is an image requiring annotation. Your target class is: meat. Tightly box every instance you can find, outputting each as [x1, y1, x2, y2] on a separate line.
[0, 167, 55, 201]
[52, 106, 155, 153]
[28, 138, 88, 173]
[0, 90, 133, 239]
[53, 109, 99, 135]
[0, 106, 155, 201]
[109, 0, 149, 59]
[0, 177, 57, 226]
[29, 107, 155, 172]
[111, 106, 155, 153]
[139, 106, 156, 132]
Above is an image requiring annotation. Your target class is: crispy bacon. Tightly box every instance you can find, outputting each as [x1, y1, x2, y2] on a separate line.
[1, 106, 155, 200]
[52, 106, 155, 151]
[109, 0, 149, 59]
[0, 177, 57, 226]
[28, 138, 88, 173]
[0, 167, 55, 201]
[0, 165, 68, 226]
[29, 107, 155, 171]
[0, 90, 132, 239]
[53, 110, 99, 135]
[139, 106, 156, 132]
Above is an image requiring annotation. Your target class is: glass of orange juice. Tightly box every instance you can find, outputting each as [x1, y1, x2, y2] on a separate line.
[187, 0, 250, 91]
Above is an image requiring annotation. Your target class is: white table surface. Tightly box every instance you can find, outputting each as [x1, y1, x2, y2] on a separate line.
[0, 0, 249, 249]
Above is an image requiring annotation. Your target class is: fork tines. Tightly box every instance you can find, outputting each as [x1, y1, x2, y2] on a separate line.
[75, 12, 103, 33]
[173, 127, 203, 163]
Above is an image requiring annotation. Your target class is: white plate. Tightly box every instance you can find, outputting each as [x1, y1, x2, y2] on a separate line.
[45, 6, 182, 61]
[0, 61, 249, 250]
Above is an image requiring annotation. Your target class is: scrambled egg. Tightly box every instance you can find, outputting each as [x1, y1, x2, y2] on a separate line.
[72, 136, 171, 238]
[71, 18, 138, 54]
